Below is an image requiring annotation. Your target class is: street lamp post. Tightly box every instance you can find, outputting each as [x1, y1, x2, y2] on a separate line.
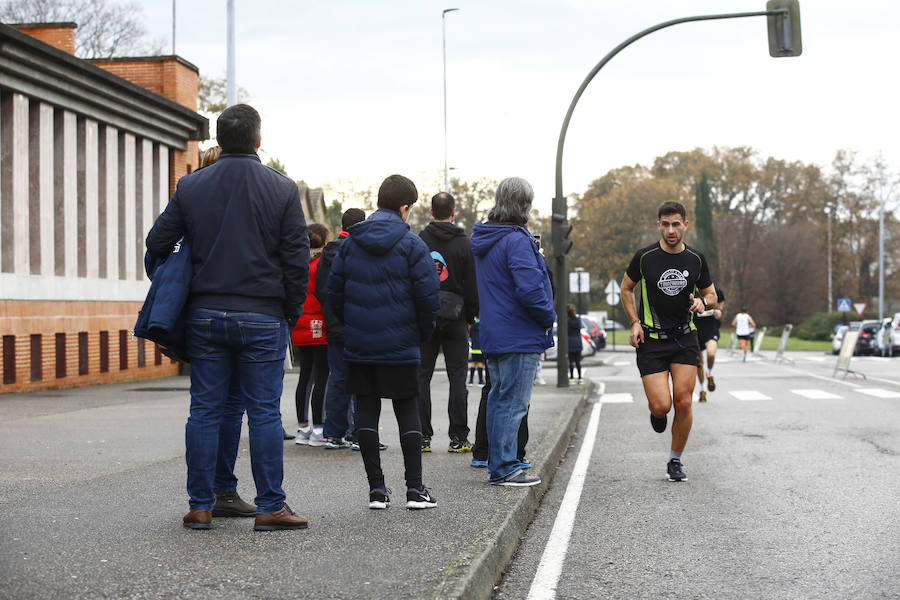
[442, 8, 459, 194]
[226, 0, 236, 107]
[825, 204, 832, 313]
[550, 2, 802, 387]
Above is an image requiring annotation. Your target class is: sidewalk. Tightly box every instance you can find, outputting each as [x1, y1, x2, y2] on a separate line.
[0, 364, 590, 599]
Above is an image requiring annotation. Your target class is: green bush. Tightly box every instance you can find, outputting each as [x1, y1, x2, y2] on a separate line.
[795, 311, 853, 341]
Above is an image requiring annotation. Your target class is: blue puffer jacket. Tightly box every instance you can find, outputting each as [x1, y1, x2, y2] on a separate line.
[133, 237, 192, 362]
[470, 223, 555, 354]
[328, 208, 440, 365]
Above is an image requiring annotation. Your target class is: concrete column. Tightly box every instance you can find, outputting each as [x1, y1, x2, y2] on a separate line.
[38, 103, 55, 277]
[84, 119, 99, 279]
[140, 138, 153, 281]
[63, 110, 77, 278]
[157, 145, 169, 217]
[104, 126, 118, 280]
[122, 133, 136, 281]
[1, 93, 30, 274]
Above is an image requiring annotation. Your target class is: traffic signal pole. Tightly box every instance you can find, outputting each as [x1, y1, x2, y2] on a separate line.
[551, 2, 800, 388]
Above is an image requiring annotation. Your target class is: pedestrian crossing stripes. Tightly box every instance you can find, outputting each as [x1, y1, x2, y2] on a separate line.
[598, 387, 899, 404]
[790, 389, 842, 400]
[855, 388, 900, 399]
[728, 390, 772, 401]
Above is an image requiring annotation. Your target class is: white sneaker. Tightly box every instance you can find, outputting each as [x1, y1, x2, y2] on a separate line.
[294, 427, 311, 445]
[307, 429, 327, 447]
[534, 378, 547, 385]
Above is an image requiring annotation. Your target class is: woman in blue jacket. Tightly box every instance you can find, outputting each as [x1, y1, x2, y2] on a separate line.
[470, 177, 554, 487]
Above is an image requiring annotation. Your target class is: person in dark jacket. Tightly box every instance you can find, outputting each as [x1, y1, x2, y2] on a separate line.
[567, 304, 583, 383]
[470, 177, 554, 487]
[416, 192, 479, 454]
[146, 104, 310, 531]
[328, 174, 440, 510]
[317, 208, 366, 448]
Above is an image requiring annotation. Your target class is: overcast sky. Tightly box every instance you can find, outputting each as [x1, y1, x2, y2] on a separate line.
[139, 0, 899, 213]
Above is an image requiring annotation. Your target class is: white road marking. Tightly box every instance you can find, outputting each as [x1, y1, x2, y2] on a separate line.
[791, 389, 842, 400]
[527, 402, 603, 600]
[728, 390, 771, 401]
[856, 388, 900, 399]
[599, 393, 632, 403]
[613, 361, 631, 366]
[860, 375, 900, 388]
[802, 356, 828, 362]
[793, 370, 862, 388]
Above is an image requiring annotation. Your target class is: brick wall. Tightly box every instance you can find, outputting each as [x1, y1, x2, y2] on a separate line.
[0, 300, 179, 393]
[12, 23, 76, 55]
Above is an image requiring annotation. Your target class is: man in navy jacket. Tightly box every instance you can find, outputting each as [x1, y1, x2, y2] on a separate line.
[146, 104, 310, 531]
[328, 174, 440, 510]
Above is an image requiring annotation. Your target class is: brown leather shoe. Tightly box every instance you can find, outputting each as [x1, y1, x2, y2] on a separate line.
[183, 509, 212, 530]
[212, 491, 256, 517]
[253, 504, 308, 531]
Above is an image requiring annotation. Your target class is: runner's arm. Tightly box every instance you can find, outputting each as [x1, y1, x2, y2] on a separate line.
[621, 273, 644, 348]
[691, 284, 716, 313]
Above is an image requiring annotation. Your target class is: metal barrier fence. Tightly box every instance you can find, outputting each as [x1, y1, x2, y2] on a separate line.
[774, 324, 795, 364]
[752, 326, 767, 357]
[833, 329, 865, 379]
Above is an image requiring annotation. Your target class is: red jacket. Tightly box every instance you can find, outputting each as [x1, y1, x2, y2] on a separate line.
[291, 255, 327, 346]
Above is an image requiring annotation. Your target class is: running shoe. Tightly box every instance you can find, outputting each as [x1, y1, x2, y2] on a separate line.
[667, 459, 687, 482]
[698, 391, 707, 403]
[294, 428, 311, 445]
[406, 486, 437, 509]
[421, 437, 432, 453]
[470, 459, 488, 468]
[707, 376, 716, 392]
[350, 441, 388, 451]
[369, 487, 391, 510]
[324, 437, 350, 449]
[307, 430, 327, 447]
[650, 413, 667, 433]
[494, 472, 541, 487]
[448, 437, 473, 453]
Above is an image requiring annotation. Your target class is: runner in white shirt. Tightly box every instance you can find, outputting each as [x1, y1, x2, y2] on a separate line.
[731, 308, 756, 362]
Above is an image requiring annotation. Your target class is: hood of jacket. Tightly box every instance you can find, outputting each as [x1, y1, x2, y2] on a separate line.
[470, 222, 530, 257]
[348, 208, 410, 256]
[422, 220, 466, 241]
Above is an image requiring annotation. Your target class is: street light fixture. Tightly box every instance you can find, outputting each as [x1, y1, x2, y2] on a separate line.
[550, 1, 802, 387]
[442, 8, 460, 194]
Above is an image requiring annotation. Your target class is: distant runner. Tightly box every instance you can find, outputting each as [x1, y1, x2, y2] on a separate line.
[694, 284, 725, 402]
[621, 201, 716, 482]
[732, 308, 756, 362]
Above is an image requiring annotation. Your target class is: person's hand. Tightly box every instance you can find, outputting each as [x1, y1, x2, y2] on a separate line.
[688, 293, 706, 313]
[629, 321, 644, 348]
[713, 308, 722, 319]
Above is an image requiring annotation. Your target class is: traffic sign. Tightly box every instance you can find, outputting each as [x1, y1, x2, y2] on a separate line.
[569, 271, 589, 293]
[836, 298, 851, 312]
[606, 292, 620, 306]
[853, 302, 867, 316]
[605, 279, 621, 294]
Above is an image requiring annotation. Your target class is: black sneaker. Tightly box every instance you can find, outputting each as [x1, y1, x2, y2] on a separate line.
[667, 459, 687, 482]
[448, 436, 473, 453]
[421, 437, 432, 453]
[650, 413, 667, 433]
[406, 486, 437, 509]
[493, 472, 541, 487]
[212, 491, 256, 517]
[369, 487, 391, 510]
[707, 376, 716, 392]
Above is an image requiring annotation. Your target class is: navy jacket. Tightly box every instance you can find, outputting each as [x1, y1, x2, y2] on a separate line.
[328, 208, 440, 365]
[133, 238, 192, 362]
[567, 315, 583, 353]
[314, 235, 346, 345]
[146, 153, 309, 327]
[470, 223, 555, 355]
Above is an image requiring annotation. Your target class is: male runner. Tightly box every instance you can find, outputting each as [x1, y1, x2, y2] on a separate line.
[620, 201, 716, 482]
[732, 308, 756, 362]
[694, 284, 725, 402]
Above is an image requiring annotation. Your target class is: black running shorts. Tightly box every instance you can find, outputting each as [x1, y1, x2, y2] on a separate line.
[636, 331, 701, 377]
[695, 317, 720, 346]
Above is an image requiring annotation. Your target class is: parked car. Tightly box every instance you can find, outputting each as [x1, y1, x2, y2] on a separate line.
[875, 318, 893, 356]
[832, 325, 848, 355]
[545, 323, 596, 360]
[580, 315, 606, 349]
[855, 320, 881, 356]
[604, 319, 626, 331]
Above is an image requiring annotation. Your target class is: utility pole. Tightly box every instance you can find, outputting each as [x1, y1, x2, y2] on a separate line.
[171, 0, 176, 55]
[442, 8, 460, 194]
[226, 0, 236, 107]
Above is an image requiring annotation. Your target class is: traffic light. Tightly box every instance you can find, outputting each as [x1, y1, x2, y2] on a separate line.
[552, 220, 573, 257]
[766, 0, 802, 57]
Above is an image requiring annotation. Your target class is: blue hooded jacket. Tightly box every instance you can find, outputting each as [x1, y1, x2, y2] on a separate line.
[133, 237, 192, 362]
[470, 223, 555, 355]
[328, 208, 440, 365]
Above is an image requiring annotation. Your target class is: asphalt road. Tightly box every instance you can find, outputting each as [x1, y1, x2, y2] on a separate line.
[496, 349, 900, 599]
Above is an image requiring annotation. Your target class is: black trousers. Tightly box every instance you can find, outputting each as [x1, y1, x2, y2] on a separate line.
[568, 350, 582, 379]
[356, 394, 422, 491]
[472, 366, 529, 462]
[295, 345, 329, 426]
[416, 318, 470, 440]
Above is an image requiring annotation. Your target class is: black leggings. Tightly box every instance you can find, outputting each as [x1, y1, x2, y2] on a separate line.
[356, 395, 422, 491]
[295, 345, 329, 426]
[568, 351, 582, 379]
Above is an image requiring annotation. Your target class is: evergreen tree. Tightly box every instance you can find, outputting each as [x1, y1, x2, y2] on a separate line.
[693, 170, 718, 274]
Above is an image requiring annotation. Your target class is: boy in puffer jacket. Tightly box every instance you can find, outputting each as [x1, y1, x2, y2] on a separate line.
[328, 174, 440, 510]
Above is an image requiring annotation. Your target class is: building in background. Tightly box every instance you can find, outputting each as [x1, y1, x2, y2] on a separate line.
[0, 22, 207, 392]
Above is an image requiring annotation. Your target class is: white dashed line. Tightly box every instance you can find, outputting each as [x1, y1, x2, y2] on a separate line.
[791, 389, 842, 400]
[599, 393, 633, 403]
[856, 388, 900, 399]
[728, 390, 771, 401]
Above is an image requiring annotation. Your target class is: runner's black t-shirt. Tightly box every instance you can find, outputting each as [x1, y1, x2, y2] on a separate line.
[625, 242, 712, 334]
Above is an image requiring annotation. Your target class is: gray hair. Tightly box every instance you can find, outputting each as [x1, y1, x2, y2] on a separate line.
[487, 177, 533, 225]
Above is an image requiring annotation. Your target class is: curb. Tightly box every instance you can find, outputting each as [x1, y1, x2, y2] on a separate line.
[426, 381, 594, 599]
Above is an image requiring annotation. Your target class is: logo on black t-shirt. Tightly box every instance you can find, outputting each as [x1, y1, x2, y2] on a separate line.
[658, 269, 689, 296]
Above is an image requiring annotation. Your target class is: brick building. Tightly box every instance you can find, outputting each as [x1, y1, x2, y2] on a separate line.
[0, 23, 208, 393]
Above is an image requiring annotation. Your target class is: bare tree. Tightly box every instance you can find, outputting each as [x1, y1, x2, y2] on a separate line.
[1, 0, 162, 58]
[198, 75, 251, 115]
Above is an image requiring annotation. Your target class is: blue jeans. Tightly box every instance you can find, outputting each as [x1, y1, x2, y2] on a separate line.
[213, 366, 245, 494]
[323, 342, 354, 439]
[485, 353, 539, 483]
[185, 309, 288, 513]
